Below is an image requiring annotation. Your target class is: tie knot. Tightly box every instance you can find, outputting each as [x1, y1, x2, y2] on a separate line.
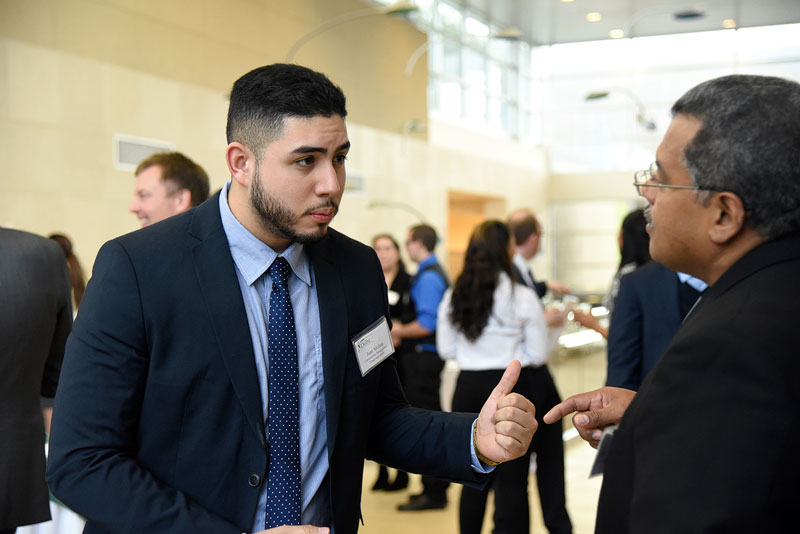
[268, 257, 292, 287]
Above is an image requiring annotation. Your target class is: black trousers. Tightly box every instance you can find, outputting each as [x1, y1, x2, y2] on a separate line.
[400, 349, 449, 500]
[452, 366, 572, 534]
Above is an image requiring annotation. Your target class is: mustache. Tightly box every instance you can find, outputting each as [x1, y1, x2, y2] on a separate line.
[644, 206, 653, 228]
[305, 200, 339, 216]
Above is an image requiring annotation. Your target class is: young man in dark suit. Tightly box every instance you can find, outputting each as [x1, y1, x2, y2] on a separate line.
[545, 74, 800, 532]
[47, 64, 537, 534]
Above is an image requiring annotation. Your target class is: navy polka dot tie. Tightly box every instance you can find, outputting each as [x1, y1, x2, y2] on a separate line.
[265, 257, 301, 528]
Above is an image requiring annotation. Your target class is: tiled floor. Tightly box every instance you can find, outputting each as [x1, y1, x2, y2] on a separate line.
[361, 342, 608, 533]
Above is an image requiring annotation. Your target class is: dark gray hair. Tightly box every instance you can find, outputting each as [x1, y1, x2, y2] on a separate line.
[672, 74, 800, 239]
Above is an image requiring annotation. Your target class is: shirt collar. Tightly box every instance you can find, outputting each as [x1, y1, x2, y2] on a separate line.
[677, 271, 708, 293]
[218, 181, 312, 287]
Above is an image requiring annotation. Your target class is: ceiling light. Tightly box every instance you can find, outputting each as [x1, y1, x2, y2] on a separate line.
[586, 12, 602, 23]
[560, 0, 575, 3]
[609, 28, 625, 39]
[723, 18, 737, 29]
[493, 27, 524, 40]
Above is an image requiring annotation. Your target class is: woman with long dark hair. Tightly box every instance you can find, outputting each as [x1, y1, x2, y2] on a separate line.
[438, 220, 566, 534]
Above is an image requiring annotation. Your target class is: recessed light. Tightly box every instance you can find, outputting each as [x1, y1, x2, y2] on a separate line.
[609, 29, 625, 39]
[560, 0, 575, 3]
[723, 18, 737, 29]
[586, 12, 602, 22]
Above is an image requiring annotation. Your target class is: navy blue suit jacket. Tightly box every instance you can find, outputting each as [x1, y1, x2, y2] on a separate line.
[606, 262, 681, 391]
[47, 193, 482, 534]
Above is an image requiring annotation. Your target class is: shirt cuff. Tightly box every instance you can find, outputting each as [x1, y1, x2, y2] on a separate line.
[469, 419, 496, 474]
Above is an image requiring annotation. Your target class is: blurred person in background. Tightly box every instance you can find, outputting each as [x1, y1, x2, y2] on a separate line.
[0, 228, 72, 534]
[369, 234, 413, 492]
[438, 220, 572, 534]
[393, 223, 452, 511]
[128, 151, 210, 227]
[508, 209, 571, 298]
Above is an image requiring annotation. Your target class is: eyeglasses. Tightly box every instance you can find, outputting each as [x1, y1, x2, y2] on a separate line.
[633, 162, 705, 197]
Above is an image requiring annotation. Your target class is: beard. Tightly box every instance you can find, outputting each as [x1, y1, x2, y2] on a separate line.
[249, 167, 338, 245]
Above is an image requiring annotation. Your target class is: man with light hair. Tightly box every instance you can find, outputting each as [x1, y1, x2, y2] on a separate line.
[128, 151, 210, 227]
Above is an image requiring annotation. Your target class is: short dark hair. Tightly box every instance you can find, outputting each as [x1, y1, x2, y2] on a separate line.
[135, 152, 210, 207]
[409, 224, 437, 252]
[226, 64, 348, 158]
[508, 213, 539, 246]
[672, 74, 800, 239]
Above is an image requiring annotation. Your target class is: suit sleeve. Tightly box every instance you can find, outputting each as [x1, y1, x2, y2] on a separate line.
[606, 272, 643, 390]
[41, 247, 72, 398]
[46, 240, 241, 534]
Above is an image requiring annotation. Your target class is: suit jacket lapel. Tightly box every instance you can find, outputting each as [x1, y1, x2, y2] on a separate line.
[188, 195, 266, 446]
[306, 235, 348, 460]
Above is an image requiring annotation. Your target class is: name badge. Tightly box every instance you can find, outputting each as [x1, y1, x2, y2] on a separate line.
[351, 316, 395, 377]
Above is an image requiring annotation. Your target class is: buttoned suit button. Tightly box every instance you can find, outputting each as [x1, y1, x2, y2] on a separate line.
[248, 474, 261, 487]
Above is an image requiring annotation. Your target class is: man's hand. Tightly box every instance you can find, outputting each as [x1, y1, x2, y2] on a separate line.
[255, 526, 329, 534]
[542, 387, 636, 448]
[546, 280, 571, 295]
[475, 360, 537, 464]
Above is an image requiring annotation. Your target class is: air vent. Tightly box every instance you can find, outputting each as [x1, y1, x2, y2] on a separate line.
[113, 134, 175, 172]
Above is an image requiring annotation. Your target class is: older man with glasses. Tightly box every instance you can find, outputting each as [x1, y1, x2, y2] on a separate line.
[545, 74, 800, 533]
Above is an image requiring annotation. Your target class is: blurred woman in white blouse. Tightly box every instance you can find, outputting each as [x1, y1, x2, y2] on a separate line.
[437, 220, 571, 534]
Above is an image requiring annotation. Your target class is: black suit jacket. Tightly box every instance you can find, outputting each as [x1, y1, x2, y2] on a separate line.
[47, 194, 482, 534]
[0, 229, 71, 529]
[606, 262, 682, 391]
[596, 233, 800, 533]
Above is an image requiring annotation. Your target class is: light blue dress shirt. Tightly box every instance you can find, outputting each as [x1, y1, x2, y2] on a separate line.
[218, 185, 330, 531]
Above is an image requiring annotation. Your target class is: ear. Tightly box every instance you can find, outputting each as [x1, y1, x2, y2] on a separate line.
[226, 142, 255, 187]
[174, 189, 192, 212]
[708, 191, 747, 245]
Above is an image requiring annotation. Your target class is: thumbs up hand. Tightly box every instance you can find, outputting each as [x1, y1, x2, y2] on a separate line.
[474, 360, 537, 465]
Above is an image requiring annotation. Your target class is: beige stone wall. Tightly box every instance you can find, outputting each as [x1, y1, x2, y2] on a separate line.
[0, 0, 550, 281]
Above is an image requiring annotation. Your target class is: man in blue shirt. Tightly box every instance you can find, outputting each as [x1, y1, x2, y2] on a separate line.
[392, 224, 451, 511]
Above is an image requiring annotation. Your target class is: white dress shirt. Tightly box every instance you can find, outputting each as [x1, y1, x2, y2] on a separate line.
[437, 272, 548, 370]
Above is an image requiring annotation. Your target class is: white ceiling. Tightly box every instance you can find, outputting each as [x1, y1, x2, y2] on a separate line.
[453, 0, 800, 45]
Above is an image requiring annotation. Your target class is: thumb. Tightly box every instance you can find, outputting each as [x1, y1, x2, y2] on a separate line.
[488, 360, 521, 401]
[574, 408, 613, 429]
